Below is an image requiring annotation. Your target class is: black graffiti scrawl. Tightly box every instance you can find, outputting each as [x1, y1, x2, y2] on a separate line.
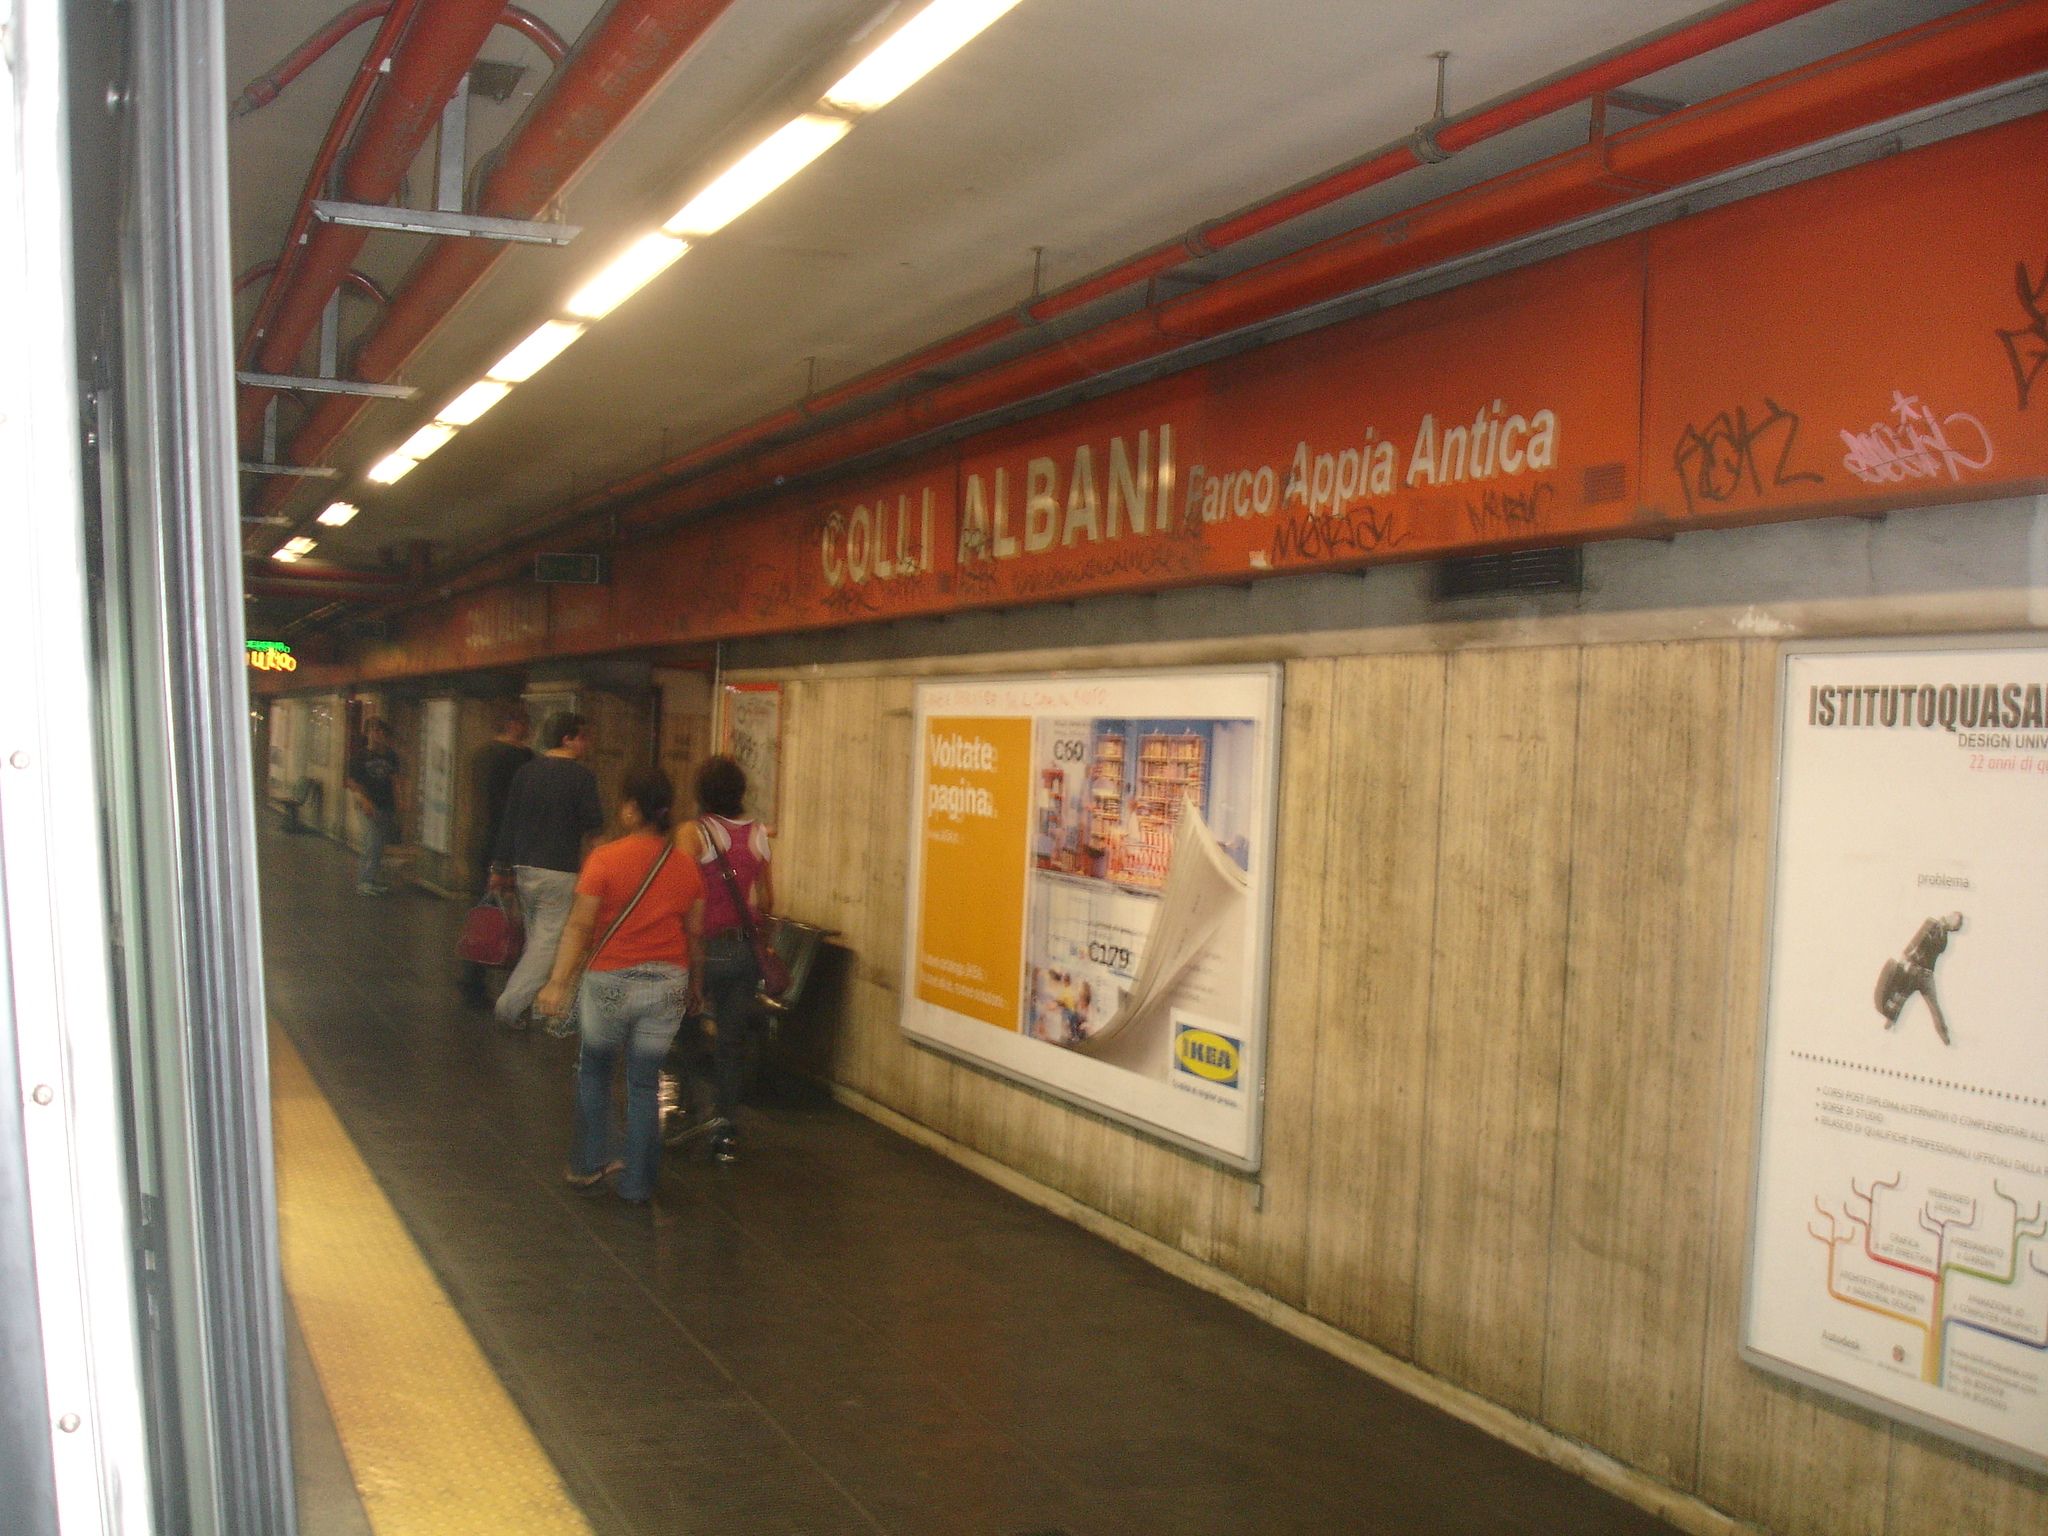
[1671, 398, 1824, 516]
[1996, 255, 2048, 411]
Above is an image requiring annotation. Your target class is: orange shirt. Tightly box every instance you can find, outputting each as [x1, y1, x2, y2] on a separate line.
[576, 832, 702, 971]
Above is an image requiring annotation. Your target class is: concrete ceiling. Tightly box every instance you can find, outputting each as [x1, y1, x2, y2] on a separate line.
[226, 0, 1975, 625]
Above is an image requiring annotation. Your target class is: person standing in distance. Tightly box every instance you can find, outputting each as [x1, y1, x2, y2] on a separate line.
[682, 754, 774, 1164]
[493, 712, 603, 1031]
[459, 703, 533, 1008]
[345, 717, 401, 895]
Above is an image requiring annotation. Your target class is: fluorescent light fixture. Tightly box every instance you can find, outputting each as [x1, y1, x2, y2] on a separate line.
[486, 319, 586, 383]
[823, 0, 1026, 113]
[397, 422, 457, 460]
[663, 115, 851, 237]
[271, 545, 304, 563]
[566, 233, 690, 320]
[317, 501, 359, 526]
[367, 451, 419, 484]
[283, 536, 318, 555]
[434, 379, 511, 426]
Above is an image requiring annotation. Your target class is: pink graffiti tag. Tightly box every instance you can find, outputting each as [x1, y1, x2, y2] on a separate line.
[1839, 391, 1995, 485]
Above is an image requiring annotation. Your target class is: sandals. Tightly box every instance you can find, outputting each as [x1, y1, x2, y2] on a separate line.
[563, 1159, 624, 1191]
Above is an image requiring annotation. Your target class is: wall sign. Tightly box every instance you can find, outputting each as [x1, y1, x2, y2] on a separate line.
[419, 699, 457, 855]
[247, 640, 297, 672]
[1744, 638, 2048, 1475]
[902, 667, 1281, 1168]
[720, 682, 782, 834]
[354, 114, 2048, 683]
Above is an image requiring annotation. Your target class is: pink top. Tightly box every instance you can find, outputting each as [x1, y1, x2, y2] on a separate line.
[696, 814, 770, 937]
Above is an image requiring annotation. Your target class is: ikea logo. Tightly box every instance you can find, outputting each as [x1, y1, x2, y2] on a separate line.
[1174, 1026, 1241, 1087]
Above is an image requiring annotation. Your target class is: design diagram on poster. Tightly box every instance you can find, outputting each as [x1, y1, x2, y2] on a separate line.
[1808, 1172, 2047, 1411]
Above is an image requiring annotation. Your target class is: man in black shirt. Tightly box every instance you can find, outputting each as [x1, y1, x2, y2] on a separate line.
[345, 718, 401, 894]
[492, 711, 603, 1030]
[458, 703, 533, 1006]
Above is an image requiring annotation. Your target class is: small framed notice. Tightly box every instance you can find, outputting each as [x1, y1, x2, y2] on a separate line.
[720, 682, 782, 834]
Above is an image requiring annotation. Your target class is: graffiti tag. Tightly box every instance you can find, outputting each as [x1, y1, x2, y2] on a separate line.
[1839, 391, 1995, 486]
[1671, 398, 1824, 515]
[1996, 256, 2048, 411]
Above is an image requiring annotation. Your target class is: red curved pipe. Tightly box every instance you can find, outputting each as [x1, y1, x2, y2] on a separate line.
[235, 0, 424, 378]
[251, 0, 1824, 537]
[248, 0, 737, 527]
[233, 3, 567, 118]
[419, 0, 2048, 601]
[239, 0, 510, 441]
[236, 259, 390, 307]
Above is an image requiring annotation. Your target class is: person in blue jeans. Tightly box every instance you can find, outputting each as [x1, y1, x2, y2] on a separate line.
[679, 755, 774, 1166]
[537, 768, 702, 1205]
[345, 717, 401, 894]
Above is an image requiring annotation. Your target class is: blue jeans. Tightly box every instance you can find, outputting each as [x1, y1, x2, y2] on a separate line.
[572, 962, 689, 1201]
[697, 934, 762, 1123]
[357, 806, 396, 886]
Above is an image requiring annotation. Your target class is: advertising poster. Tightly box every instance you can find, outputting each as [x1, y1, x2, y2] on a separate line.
[721, 682, 782, 833]
[902, 667, 1280, 1168]
[419, 699, 457, 854]
[1745, 640, 2048, 1474]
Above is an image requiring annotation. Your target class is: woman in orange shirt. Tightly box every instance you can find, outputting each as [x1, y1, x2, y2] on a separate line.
[538, 768, 702, 1204]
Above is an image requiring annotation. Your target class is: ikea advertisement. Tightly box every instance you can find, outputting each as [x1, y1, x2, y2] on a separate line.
[1744, 639, 2048, 1475]
[902, 667, 1281, 1169]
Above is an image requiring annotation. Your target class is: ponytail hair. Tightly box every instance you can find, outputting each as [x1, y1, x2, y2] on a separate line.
[621, 767, 675, 833]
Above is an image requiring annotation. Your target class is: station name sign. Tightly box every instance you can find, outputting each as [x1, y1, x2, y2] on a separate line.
[246, 640, 297, 672]
[358, 114, 2048, 680]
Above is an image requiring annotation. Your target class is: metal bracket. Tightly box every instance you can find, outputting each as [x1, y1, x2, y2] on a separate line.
[437, 75, 469, 214]
[238, 462, 339, 479]
[236, 371, 420, 400]
[310, 199, 580, 246]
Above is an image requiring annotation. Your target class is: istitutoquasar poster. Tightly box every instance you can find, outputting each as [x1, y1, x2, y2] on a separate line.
[1745, 639, 2048, 1475]
[902, 668, 1280, 1168]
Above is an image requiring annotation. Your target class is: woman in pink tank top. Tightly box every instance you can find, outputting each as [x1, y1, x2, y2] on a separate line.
[680, 756, 774, 1163]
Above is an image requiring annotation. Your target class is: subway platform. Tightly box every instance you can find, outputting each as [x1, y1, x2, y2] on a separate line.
[262, 821, 1680, 1535]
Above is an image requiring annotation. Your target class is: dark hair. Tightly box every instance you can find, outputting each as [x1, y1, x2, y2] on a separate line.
[495, 702, 531, 734]
[621, 767, 675, 832]
[541, 711, 585, 750]
[694, 755, 747, 818]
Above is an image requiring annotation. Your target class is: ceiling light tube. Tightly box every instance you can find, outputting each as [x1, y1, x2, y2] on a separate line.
[566, 233, 690, 320]
[486, 319, 587, 384]
[282, 536, 318, 557]
[397, 422, 457, 461]
[367, 452, 419, 484]
[662, 115, 851, 238]
[317, 501, 359, 526]
[271, 545, 304, 563]
[435, 379, 512, 426]
[823, 0, 1026, 113]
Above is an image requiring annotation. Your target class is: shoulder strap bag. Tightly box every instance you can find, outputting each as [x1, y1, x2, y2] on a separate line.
[539, 840, 674, 1029]
[700, 819, 792, 1007]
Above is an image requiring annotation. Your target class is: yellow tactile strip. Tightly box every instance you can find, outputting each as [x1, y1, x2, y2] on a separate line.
[271, 1026, 592, 1535]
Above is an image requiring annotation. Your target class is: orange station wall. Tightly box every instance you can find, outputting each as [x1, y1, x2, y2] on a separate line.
[353, 111, 2048, 682]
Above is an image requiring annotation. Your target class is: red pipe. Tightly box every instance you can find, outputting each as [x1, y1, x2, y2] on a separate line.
[355, 0, 1846, 534]
[236, 258, 389, 307]
[248, 0, 738, 535]
[239, 0, 511, 441]
[233, 3, 567, 118]
[236, 0, 422, 379]
[422, 0, 2048, 600]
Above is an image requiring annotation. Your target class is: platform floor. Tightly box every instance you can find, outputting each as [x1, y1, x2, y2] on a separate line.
[262, 822, 1681, 1535]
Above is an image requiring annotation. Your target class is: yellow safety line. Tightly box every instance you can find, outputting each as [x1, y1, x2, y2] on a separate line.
[270, 1026, 593, 1535]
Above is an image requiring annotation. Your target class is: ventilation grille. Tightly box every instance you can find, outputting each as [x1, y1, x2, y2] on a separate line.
[1431, 545, 1583, 601]
[1583, 461, 1628, 504]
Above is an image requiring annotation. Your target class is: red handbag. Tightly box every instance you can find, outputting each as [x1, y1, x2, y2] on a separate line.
[457, 889, 523, 968]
